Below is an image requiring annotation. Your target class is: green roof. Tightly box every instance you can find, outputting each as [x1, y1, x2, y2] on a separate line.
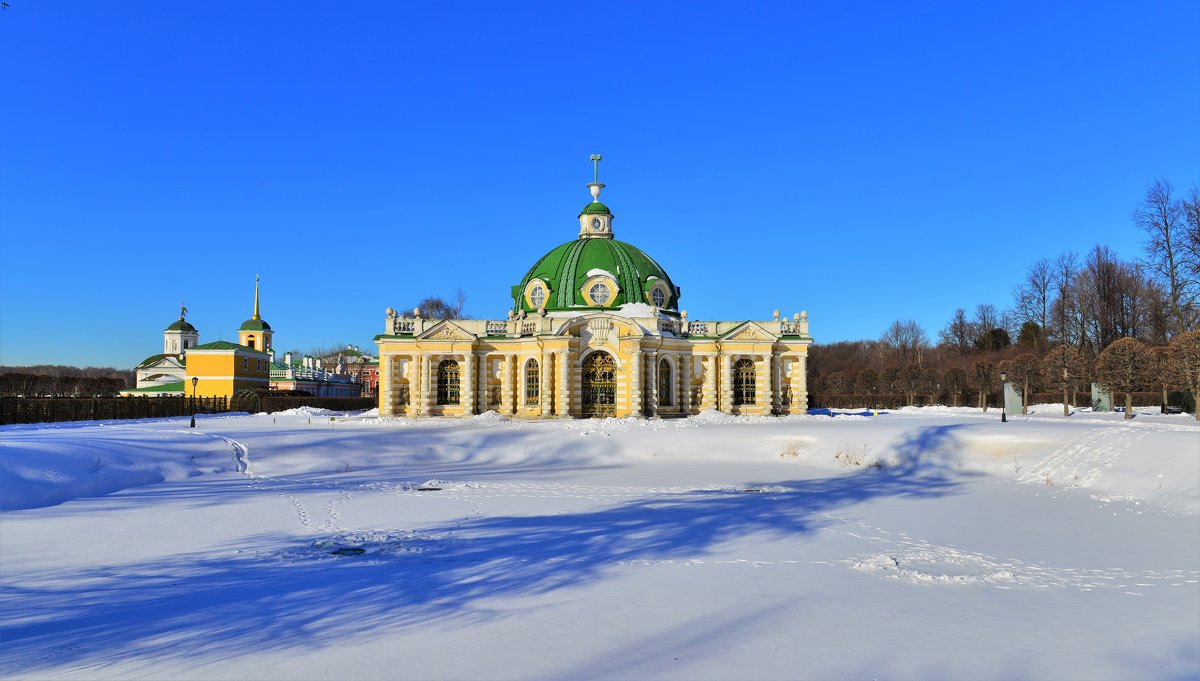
[238, 318, 272, 331]
[580, 201, 611, 215]
[165, 319, 197, 332]
[136, 353, 180, 369]
[512, 238, 678, 313]
[126, 380, 185, 393]
[192, 340, 264, 352]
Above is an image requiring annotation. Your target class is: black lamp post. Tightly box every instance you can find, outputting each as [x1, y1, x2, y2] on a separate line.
[190, 376, 199, 428]
[1000, 369, 1008, 423]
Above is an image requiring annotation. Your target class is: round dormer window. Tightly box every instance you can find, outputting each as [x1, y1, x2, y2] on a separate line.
[530, 285, 546, 308]
[589, 283, 611, 305]
[651, 288, 666, 307]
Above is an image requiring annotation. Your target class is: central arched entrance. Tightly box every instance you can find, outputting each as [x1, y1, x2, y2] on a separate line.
[581, 351, 616, 418]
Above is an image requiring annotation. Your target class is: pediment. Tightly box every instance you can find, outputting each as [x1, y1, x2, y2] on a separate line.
[719, 321, 776, 343]
[417, 320, 476, 341]
[555, 312, 635, 339]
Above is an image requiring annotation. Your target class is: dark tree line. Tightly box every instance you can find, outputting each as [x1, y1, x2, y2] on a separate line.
[0, 366, 133, 397]
[810, 180, 1200, 418]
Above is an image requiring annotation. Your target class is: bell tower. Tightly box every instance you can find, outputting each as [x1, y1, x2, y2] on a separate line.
[237, 275, 273, 352]
[578, 154, 614, 239]
[163, 302, 199, 356]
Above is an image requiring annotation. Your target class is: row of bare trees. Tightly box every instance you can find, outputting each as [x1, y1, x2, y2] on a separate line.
[0, 366, 132, 398]
[811, 180, 1199, 417]
[813, 332, 1200, 420]
[1009, 180, 1199, 352]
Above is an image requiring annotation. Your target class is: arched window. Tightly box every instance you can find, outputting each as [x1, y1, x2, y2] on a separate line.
[247, 335, 256, 350]
[525, 359, 540, 405]
[436, 360, 460, 405]
[658, 357, 672, 406]
[733, 358, 756, 405]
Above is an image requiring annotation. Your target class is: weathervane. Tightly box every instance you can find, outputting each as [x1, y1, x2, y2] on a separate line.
[590, 154, 603, 184]
[587, 154, 605, 203]
[180, 300, 188, 320]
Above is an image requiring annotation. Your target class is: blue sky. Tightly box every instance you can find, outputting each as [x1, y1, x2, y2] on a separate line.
[1, 1, 1197, 368]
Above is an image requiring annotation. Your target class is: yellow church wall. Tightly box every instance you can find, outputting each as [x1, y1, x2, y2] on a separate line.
[185, 348, 270, 399]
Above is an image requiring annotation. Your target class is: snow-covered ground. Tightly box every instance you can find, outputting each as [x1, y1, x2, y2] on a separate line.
[1, 406, 1197, 680]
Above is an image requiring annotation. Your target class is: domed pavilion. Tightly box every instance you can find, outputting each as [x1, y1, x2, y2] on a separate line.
[374, 156, 813, 418]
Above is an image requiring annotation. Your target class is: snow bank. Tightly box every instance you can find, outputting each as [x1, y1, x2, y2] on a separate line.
[0, 425, 241, 511]
[271, 406, 339, 416]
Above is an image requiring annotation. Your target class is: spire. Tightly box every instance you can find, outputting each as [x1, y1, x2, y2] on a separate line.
[252, 274, 261, 321]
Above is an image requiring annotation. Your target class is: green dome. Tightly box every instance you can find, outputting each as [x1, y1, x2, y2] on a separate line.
[580, 202, 611, 215]
[239, 318, 272, 331]
[165, 319, 196, 332]
[512, 238, 679, 313]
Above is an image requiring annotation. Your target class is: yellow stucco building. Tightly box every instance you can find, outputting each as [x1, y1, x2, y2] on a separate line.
[375, 158, 812, 419]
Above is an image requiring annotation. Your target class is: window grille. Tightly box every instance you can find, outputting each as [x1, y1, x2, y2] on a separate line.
[733, 358, 756, 405]
[658, 357, 672, 406]
[589, 283, 611, 305]
[525, 359, 540, 405]
[436, 360, 460, 405]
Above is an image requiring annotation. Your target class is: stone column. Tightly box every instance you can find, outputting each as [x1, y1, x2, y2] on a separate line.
[718, 353, 731, 413]
[500, 354, 513, 415]
[462, 351, 475, 415]
[645, 350, 658, 417]
[628, 342, 642, 417]
[419, 353, 432, 415]
[794, 353, 808, 411]
[403, 355, 413, 415]
[771, 351, 782, 415]
[472, 354, 482, 412]
[541, 349, 552, 416]
[556, 350, 568, 417]
[756, 354, 769, 413]
[678, 353, 691, 415]
[508, 354, 519, 415]
[700, 354, 710, 412]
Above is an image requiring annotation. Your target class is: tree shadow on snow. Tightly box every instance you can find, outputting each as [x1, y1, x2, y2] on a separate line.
[0, 425, 975, 674]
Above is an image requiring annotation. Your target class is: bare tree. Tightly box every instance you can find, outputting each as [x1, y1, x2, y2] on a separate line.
[1180, 186, 1200, 287]
[897, 364, 923, 406]
[1147, 345, 1179, 413]
[937, 308, 975, 355]
[920, 366, 941, 404]
[1008, 353, 1041, 416]
[411, 293, 469, 320]
[1014, 259, 1054, 333]
[970, 360, 997, 411]
[1094, 337, 1152, 419]
[1135, 180, 1197, 335]
[880, 319, 930, 367]
[1049, 252, 1084, 347]
[855, 368, 879, 395]
[942, 367, 967, 407]
[1041, 345, 1086, 416]
[1169, 330, 1200, 421]
[972, 304, 1010, 352]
